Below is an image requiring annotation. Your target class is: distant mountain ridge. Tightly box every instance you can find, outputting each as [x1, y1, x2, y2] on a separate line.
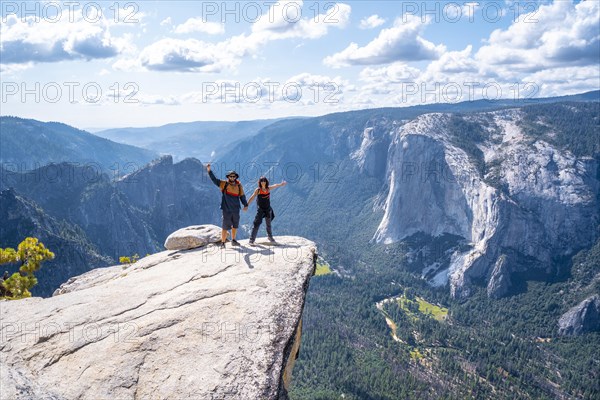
[0, 116, 158, 174]
[93, 118, 285, 161]
[92, 91, 599, 162]
[312, 90, 600, 122]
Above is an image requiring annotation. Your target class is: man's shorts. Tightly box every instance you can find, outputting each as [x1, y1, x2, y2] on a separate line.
[222, 210, 241, 230]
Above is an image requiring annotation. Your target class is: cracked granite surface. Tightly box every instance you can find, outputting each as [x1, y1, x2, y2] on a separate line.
[0, 235, 316, 400]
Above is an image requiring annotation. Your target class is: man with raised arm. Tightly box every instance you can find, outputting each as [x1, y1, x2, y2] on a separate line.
[206, 163, 248, 247]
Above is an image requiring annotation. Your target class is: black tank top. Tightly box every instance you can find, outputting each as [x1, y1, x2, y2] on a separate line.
[257, 188, 270, 210]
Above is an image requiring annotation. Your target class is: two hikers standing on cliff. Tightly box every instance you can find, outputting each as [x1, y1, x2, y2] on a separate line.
[206, 163, 286, 247]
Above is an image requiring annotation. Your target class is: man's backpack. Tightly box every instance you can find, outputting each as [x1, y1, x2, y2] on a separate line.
[222, 180, 242, 196]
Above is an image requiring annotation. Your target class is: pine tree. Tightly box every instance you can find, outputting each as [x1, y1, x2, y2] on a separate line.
[0, 237, 54, 299]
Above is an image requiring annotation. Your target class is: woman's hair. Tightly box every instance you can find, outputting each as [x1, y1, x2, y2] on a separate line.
[257, 176, 269, 189]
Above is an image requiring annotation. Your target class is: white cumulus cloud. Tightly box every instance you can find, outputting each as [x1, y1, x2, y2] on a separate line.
[174, 18, 225, 35]
[359, 14, 385, 29]
[138, 38, 235, 73]
[0, 11, 132, 65]
[251, 1, 351, 40]
[476, 0, 600, 79]
[324, 15, 445, 68]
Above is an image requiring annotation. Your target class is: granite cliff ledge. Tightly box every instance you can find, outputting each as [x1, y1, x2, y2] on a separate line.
[0, 228, 316, 400]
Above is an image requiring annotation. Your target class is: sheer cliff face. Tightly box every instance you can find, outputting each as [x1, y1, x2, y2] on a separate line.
[371, 109, 599, 298]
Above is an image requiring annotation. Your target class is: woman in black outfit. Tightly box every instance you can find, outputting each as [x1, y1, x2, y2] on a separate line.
[247, 176, 287, 245]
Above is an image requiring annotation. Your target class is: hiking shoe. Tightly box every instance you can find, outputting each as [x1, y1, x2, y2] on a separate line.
[268, 236, 276, 243]
[218, 241, 226, 248]
[231, 239, 240, 246]
[249, 240, 256, 246]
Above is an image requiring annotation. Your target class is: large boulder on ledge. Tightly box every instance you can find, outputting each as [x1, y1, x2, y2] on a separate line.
[163, 224, 222, 250]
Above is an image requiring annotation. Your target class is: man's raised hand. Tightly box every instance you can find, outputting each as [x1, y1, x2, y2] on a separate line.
[206, 163, 211, 172]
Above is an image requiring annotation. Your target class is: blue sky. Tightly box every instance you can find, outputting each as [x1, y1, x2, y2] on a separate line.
[1, 0, 599, 129]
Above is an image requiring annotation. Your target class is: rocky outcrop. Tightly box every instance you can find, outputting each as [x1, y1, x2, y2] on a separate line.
[487, 254, 512, 299]
[1, 158, 222, 295]
[115, 156, 220, 243]
[373, 109, 599, 298]
[350, 119, 394, 178]
[164, 224, 222, 250]
[0, 232, 317, 399]
[558, 295, 600, 336]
